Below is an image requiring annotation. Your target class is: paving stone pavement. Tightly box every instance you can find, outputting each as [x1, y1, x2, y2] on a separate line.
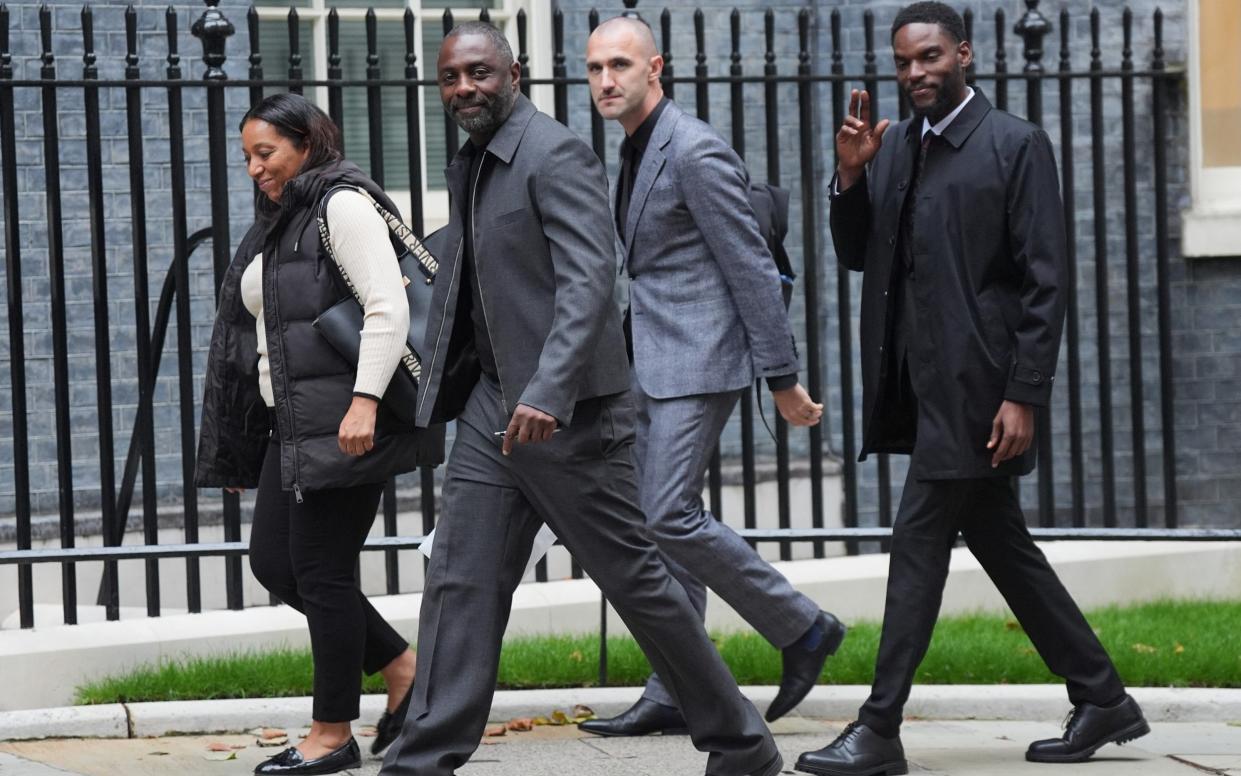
[3, 718, 1240, 775]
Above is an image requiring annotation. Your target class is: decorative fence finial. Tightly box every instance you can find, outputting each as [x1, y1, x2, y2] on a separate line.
[1014, 0, 1051, 74]
[191, 0, 234, 81]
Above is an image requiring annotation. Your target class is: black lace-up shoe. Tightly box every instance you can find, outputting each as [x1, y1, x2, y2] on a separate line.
[1026, 695, 1150, 763]
[578, 697, 688, 737]
[253, 737, 361, 775]
[795, 722, 907, 776]
[766, 611, 848, 722]
[371, 684, 413, 755]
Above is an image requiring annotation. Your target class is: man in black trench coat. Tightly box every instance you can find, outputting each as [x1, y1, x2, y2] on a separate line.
[794, 4, 1149, 776]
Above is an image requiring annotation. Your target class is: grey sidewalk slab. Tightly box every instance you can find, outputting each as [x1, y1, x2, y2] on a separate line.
[4, 721, 1240, 776]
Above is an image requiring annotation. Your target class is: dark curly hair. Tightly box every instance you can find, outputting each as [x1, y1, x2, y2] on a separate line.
[891, 1, 968, 44]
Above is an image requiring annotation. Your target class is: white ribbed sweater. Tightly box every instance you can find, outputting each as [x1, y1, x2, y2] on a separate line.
[240, 190, 409, 408]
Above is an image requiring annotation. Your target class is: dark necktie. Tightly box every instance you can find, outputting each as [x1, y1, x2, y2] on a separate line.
[616, 140, 635, 239]
[900, 133, 934, 270]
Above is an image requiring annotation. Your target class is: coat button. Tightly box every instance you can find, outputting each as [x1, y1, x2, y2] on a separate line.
[897, 180, 907, 190]
[1032, 371, 1043, 383]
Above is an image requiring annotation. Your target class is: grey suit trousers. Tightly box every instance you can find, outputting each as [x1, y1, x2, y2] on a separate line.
[380, 375, 775, 776]
[633, 379, 820, 708]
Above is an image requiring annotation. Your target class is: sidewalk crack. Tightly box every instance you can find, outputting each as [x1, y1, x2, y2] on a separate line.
[1168, 754, 1229, 774]
[121, 702, 134, 739]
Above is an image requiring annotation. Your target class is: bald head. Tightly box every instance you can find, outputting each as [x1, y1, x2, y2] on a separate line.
[586, 15, 664, 133]
[590, 15, 659, 59]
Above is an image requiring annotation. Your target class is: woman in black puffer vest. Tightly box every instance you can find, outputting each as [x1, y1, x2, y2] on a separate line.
[196, 93, 443, 775]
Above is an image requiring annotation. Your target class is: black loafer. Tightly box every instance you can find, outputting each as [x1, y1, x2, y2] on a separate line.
[795, 722, 907, 776]
[1026, 694, 1150, 763]
[767, 611, 848, 722]
[372, 684, 413, 755]
[254, 737, 362, 775]
[577, 697, 688, 737]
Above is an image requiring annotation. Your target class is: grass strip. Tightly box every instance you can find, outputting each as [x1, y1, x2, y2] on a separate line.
[75, 599, 1241, 705]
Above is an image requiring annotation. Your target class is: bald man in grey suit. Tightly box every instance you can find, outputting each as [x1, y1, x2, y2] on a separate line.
[579, 16, 847, 739]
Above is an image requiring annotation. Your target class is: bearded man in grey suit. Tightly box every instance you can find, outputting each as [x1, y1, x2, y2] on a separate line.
[379, 21, 782, 776]
[579, 16, 847, 739]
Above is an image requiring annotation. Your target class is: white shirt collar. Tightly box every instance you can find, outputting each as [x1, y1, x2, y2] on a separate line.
[921, 86, 975, 139]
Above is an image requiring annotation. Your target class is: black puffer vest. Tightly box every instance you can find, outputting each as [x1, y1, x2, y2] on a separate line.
[195, 161, 445, 494]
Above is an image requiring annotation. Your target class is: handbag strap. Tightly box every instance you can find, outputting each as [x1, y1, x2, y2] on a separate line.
[315, 184, 433, 381]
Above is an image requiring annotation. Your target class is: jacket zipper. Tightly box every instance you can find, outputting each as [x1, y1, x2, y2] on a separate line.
[469, 153, 509, 411]
[267, 248, 304, 503]
[417, 239, 464, 420]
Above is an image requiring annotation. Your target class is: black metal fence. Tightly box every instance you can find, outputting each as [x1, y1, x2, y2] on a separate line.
[1, 0, 1237, 635]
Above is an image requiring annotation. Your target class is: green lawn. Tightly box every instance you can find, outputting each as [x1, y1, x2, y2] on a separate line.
[75, 599, 1241, 705]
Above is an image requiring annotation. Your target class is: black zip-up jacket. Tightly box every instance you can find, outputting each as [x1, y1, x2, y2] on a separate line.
[195, 161, 444, 495]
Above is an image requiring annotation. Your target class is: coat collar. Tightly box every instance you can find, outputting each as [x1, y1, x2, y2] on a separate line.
[623, 99, 683, 252]
[903, 87, 991, 150]
[443, 93, 538, 213]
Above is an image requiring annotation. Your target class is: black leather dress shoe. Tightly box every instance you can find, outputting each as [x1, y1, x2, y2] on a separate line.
[795, 722, 907, 776]
[254, 737, 362, 775]
[577, 697, 688, 737]
[766, 611, 848, 722]
[1026, 694, 1150, 763]
[371, 684, 413, 755]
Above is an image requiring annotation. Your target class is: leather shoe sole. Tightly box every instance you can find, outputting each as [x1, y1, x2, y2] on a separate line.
[1025, 717, 1151, 763]
[794, 759, 908, 776]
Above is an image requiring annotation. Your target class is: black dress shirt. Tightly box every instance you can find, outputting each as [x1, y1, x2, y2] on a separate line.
[615, 97, 669, 238]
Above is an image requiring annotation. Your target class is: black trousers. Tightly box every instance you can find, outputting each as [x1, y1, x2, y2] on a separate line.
[857, 472, 1127, 737]
[249, 440, 408, 722]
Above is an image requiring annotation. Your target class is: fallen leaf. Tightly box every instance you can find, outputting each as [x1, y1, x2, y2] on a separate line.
[1004, 619, 1021, 631]
[1018, 646, 1037, 656]
[256, 735, 288, 747]
[1174, 643, 1185, 654]
[484, 724, 507, 737]
[506, 717, 534, 732]
[202, 750, 238, 761]
[572, 704, 594, 719]
[147, 751, 170, 756]
[357, 726, 378, 738]
[532, 716, 550, 726]
[550, 710, 570, 726]
[568, 650, 584, 662]
[206, 742, 233, 752]
[1132, 643, 1158, 654]
[260, 728, 286, 740]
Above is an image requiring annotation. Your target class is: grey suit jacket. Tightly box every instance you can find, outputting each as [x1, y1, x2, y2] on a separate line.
[415, 95, 631, 428]
[621, 100, 800, 400]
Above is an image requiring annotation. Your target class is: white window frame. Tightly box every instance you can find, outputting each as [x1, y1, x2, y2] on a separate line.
[252, 0, 554, 232]
[1184, 0, 1241, 258]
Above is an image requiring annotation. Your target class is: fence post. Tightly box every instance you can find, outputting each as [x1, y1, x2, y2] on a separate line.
[829, 8, 853, 561]
[39, 4, 78, 626]
[0, 2, 35, 629]
[1151, 9, 1177, 529]
[1015, 0, 1054, 526]
[1058, 8, 1086, 529]
[192, 0, 243, 609]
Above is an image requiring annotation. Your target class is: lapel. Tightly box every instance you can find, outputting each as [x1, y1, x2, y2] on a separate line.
[623, 101, 681, 258]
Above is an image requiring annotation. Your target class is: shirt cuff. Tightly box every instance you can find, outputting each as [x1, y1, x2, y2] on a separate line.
[765, 373, 799, 392]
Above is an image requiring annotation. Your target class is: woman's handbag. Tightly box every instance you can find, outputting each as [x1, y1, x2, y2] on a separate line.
[312, 185, 438, 425]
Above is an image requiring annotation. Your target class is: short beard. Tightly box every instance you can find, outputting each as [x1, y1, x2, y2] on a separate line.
[449, 85, 517, 136]
[908, 64, 966, 123]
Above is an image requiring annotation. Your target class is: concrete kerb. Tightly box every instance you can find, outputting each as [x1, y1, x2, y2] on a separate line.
[2, 686, 1239, 742]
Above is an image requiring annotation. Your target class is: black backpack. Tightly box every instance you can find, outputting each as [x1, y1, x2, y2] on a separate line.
[748, 182, 795, 309]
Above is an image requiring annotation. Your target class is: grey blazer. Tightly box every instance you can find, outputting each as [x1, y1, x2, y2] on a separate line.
[622, 100, 800, 400]
[415, 95, 631, 428]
